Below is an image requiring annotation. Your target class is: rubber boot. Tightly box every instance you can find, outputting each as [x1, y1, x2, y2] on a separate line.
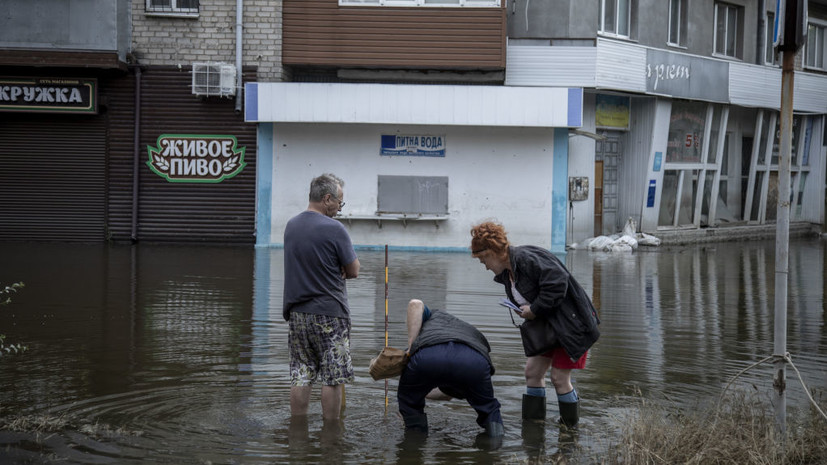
[484, 421, 504, 437]
[521, 394, 547, 420]
[558, 400, 580, 428]
[474, 421, 504, 450]
[403, 413, 429, 435]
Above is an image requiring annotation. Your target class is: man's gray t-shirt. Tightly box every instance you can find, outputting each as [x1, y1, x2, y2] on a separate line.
[283, 210, 357, 320]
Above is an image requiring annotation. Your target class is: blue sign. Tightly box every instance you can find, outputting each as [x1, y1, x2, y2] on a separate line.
[653, 151, 662, 172]
[646, 180, 657, 208]
[381, 135, 445, 157]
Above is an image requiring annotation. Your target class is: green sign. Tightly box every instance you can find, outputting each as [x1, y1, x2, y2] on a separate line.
[147, 134, 246, 183]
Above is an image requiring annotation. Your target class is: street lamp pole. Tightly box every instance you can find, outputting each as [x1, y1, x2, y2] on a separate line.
[772, 0, 807, 437]
[773, 46, 795, 437]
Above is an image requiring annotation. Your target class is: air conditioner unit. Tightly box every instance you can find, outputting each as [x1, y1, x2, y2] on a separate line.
[192, 62, 236, 97]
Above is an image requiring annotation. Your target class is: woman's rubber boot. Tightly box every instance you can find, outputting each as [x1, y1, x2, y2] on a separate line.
[403, 413, 429, 435]
[521, 394, 546, 420]
[558, 400, 579, 428]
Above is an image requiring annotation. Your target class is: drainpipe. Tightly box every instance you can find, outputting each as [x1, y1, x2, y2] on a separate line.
[235, 0, 243, 114]
[131, 65, 142, 242]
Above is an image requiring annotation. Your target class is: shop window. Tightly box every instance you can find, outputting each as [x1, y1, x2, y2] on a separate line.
[599, 0, 634, 39]
[668, 0, 687, 47]
[805, 21, 826, 70]
[667, 101, 706, 163]
[658, 169, 699, 227]
[749, 171, 764, 222]
[742, 113, 813, 224]
[658, 171, 679, 226]
[795, 173, 807, 219]
[770, 115, 802, 166]
[339, 0, 500, 7]
[146, 0, 199, 15]
[714, 2, 743, 59]
[661, 101, 732, 228]
[377, 175, 448, 215]
[765, 172, 779, 221]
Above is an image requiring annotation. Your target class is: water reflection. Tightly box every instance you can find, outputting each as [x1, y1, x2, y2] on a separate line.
[0, 239, 824, 464]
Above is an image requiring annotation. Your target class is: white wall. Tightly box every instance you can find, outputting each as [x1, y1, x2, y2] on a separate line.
[265, 123, 559, 249]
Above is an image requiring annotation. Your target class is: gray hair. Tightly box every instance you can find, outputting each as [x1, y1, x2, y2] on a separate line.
[309, 173, 344, 202]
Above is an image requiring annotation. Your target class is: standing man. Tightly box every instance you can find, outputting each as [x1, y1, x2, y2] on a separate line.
[284, 173, 360, 419]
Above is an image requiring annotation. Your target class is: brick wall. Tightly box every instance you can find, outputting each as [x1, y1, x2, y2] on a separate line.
[131, 0, 283, 81]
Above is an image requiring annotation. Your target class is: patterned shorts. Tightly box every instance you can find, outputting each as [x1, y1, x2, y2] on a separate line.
[288, 312, 354, 386]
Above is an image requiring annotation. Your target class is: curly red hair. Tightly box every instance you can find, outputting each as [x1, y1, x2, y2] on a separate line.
[470, 221, 510, 261]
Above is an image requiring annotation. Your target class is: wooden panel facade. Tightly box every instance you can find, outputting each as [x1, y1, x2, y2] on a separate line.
[283, 0, 506, 70]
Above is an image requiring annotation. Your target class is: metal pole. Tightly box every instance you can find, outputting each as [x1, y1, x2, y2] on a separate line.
[131, 66, 142, 242]
[773, 48, 795, 436]
[384, 245, 389, 410]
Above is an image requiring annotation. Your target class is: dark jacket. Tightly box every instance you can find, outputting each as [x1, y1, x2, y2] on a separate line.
[409, 309, 495, 374]
[494, 245, 600, 361]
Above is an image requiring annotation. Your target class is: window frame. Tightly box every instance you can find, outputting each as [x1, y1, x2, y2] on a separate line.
[804, 19, 827, 71]
[667, 0, 687, 47]
[765, 11, 779, 66]
[599, 0, 632, 39]
[713, 2, 743, 59]
[338, 0, 501, 7]
[145, 0, 199, 17]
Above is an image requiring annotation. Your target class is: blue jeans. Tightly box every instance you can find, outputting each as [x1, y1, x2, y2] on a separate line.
[398, 342, 502, 427]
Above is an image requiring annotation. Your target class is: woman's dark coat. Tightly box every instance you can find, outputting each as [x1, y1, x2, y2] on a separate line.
[495, 245, 600, 360]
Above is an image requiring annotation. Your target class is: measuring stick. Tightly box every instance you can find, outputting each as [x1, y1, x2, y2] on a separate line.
[384, 244, 389, 410]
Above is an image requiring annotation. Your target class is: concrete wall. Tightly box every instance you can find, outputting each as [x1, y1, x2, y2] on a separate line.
[260, 123, 562, 250]
[131, 0, 283, 81]
[508, 0, 598, 40]
[509, 0, 763, 64]
[0, 0, 127, 57]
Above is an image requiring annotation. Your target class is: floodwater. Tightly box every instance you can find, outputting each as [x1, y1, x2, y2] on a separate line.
[0, 238, 825, 464]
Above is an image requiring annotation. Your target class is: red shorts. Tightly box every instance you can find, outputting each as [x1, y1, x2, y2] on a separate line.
[543, 347, 587, 369]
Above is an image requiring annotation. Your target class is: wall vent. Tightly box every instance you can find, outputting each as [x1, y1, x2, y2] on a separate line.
[191, 62, 236, 97]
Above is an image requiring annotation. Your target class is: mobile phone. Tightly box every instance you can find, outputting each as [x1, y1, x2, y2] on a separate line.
[499, 299, 523, 313]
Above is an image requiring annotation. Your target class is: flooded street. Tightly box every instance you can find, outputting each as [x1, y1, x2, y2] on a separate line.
[0, 239, 825, 464]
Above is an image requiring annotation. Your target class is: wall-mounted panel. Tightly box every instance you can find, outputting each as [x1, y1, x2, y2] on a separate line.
[595, 38, 647, 92]
[505, 46, 597, 87]
[283, 0, 506, 70]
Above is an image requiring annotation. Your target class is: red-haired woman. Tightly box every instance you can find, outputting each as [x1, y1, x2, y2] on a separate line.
[470, 221, 600, 427]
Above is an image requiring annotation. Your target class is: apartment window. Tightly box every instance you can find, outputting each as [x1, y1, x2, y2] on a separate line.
[146, 0, 199, 14]
[714, 2, 743, 58]
[668, 0, 687, 46]
[765, 12, 778, 65]
[599, 0, 631, 38]
[805, 21, 826, 70]
[339, 0, 501, 6]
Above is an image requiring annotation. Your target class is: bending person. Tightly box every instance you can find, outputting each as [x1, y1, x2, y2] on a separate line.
[397, 299, 504, 439]
[470, 221, 600, 428]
